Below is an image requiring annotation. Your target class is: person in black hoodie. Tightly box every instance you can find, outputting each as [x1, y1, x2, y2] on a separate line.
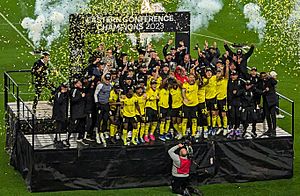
[224, 42, 255, 79]
[260, 72, 278, 137]
[241, 80, 262, 138]
[31, 52, 56, 113]
[52, 84, 68, 146]
[227, 70, 244, 139]
[68, 79, 87, 146]
[83, 79, 97, 141]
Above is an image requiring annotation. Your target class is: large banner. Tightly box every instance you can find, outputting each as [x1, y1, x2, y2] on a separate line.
[83, 12, 190, 33]
[69, 12, 190, 73]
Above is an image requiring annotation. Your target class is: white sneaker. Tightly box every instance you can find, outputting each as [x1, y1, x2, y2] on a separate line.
[77, 139, 88, 146]
[128, 131, 132, 138]
[195, 131, 201, 139]
[100, 133, 106, 142]
[223, 128, 228, 136]
[204, 131, 209, 139]
[104, 132, 110, 139]
[176, 133, 183, 140]
[216, 128, 223, 135]
[276, 114, 285, 119]
[96, 133, 101, 144]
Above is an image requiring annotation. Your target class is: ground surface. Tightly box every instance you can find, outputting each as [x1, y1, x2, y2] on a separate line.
[0, 0, 299, 195]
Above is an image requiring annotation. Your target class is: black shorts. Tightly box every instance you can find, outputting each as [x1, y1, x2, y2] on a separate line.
[123, 116, 137, 124]
[146, 108, 158, 122]
[206, 98, 218, 111]
[182, 105, 198, 119]
[171, 107, 182, 118]
[159, 107, 170, 119]
[217, 98, 228, 112]
[109, 109, 118, 117]
[136, 115, 146, 123]
[198, 102, 208, 115]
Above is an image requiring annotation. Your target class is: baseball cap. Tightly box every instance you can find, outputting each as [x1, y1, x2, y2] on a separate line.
[251, 67, 257, 71]
[104, 73, 111, 80]
[150, 79, 157, 84]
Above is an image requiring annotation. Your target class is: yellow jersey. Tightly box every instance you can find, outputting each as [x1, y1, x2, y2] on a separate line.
[205, 75, 217, 99]
[135, 93, 146, 116]
[121, 96, 138, 118]
[145, 87, 159, 110]
[216, 78, 228, 100]
[182, 82, 198, 107]
[170, 87, 183, 109]
[198, 84, 206, 104]
[147, 76, 162, 89]
[109, 90, 119, 111]
[158, 88, 169, 109]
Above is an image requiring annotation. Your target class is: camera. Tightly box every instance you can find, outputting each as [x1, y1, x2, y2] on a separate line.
[169, 62, 177, 72]
[182, 139, 193, 159]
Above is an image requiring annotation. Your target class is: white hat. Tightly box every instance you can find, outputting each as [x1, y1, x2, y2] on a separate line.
[270, 71, 277, 77]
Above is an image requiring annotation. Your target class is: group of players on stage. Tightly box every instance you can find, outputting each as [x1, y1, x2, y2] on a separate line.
[33, 39, 279, 147]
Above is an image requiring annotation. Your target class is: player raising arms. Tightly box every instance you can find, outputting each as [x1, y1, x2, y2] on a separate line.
[169, 73, 184, 140]
[204, 68, 218, 136]
[158, 78, 171, 141]
[216, 61, 229, 136]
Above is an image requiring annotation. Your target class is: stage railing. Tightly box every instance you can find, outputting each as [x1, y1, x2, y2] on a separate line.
[276, 92, 295, 141]
[4, 70, 37, 151]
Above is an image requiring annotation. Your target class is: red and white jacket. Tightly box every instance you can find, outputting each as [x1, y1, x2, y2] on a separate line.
[168, 145, 191, 177]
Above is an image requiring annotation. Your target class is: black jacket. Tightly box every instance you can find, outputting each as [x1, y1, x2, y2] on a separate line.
[241, 86, 262, 108]
[70, 87, 86, 119]
[32, 59, 48, 81]
[84, 87, 96, 114]
[52, 91, 68, 121]
[228, 79, 244, 106]
[262, 78, 278, 107]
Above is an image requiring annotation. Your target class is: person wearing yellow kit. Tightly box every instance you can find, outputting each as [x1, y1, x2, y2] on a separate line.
[169, 77, 183, 140]
[216, 63, 229, 136]
[182, 74, 198, 139]
[135, 84, 147, 143]
[205, 67, 218, 136]
[197, 77, 209, 139]
[120, 88, 141, 145]
[144, 79, 159, 142]
[108, 82, 121, 144]
[158, 78, 171, 142]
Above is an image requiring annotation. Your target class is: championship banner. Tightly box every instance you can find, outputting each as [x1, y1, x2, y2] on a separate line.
[83, 12, 190, 33]
[69, 12, 190, 73]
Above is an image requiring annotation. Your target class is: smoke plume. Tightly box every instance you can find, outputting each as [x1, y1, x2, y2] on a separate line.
[243, 3, 267, 40]
[177, 0, 223, 32]
[21, 0, 91, 48]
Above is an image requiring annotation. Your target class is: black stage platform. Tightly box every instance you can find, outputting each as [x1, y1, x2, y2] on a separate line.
[5, 101, 294, 192]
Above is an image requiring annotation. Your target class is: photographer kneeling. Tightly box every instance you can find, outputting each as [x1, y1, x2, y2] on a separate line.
[168, 144, 203, 196]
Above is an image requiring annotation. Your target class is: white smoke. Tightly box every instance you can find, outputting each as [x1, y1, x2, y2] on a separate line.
[177, 0, 223, 32]
[243, 3, 267, 41]
[21, 0, 91, 48]
[288, 0, 300, 25]
[127, 0, 166, 46]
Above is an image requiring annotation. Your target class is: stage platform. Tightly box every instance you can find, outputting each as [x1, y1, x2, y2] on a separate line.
[5, 101, 294, 192]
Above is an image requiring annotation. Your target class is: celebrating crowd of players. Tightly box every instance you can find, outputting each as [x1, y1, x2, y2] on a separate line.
[48, 39, 279, 147]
